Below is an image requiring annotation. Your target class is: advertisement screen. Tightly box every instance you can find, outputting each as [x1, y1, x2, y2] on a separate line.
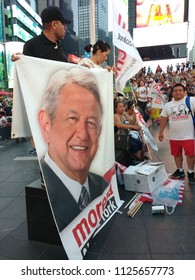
[134, 0, 187, 48]
[133, 21, 188, 47]
[0, 44, 6, 89]
[136, 0, 185, 28]
[12, 5, 42, 35]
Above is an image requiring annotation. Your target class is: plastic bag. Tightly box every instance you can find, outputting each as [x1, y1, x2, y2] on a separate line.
[151, 179, 184, 214]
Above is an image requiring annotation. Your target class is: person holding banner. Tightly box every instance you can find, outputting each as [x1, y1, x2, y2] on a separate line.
[38, 67, 109, 231]
[78, 40, 116, 72]
[11, 6, 71, 62]
[11, 6, 71, 155]
[159, 83, 195, 184]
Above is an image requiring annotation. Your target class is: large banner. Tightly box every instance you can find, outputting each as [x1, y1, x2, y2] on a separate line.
[112, 0, 143, 93]
[12, 56, 123, 259]
[148, 81, 166, 109]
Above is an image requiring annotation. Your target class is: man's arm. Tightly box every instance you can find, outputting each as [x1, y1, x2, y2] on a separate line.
[11, 53, 22, 62]
[158, 116, 168, 142]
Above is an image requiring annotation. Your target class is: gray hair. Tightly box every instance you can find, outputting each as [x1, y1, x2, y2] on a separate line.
[41, 67, 103, 122]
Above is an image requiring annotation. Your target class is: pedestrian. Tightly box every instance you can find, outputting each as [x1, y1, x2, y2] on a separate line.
[11, 6, 71, 154]
[158, 83, 195, 184]
[136, 80, 148, 121]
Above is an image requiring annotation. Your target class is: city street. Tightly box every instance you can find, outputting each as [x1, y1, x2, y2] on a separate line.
[0, 124, 195, 260]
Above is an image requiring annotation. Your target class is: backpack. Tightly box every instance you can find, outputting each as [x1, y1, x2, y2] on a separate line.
[185, 96, 195, 128]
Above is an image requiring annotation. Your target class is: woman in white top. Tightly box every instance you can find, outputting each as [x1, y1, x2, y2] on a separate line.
[78, 40, 116, 72]
[136, 80, 148, 121]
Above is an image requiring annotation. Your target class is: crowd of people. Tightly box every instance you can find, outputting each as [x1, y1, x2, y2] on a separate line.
[116, 63, 195, 123]
[124, 64, 195, 96]
[1, 6, 195, 259]
[7, 5, 195, 185]
[0, 98, 12, 127]
[114, 64, 195, 183]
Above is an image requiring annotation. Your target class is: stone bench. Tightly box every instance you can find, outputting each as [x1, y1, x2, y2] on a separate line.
[25, 179, 61, 245]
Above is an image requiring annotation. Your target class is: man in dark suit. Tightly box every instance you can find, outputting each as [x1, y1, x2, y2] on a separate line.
[41, 160, 108, 231]
[38, 66, 109, 232]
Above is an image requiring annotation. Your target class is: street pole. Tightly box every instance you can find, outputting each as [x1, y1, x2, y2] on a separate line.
[89, 0, 96, 45]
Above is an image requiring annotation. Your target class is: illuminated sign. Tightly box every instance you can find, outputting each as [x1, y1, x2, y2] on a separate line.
[16, 0, 42, 25]
[12, 5, 41, 35]
[133, 21, 188, 48]
[0, 0, 3, 41]
[136, 0, 185, 28]
[0, 44, 6, 88]
[134, 0, 187, 48]
[13, 23, 33, 41]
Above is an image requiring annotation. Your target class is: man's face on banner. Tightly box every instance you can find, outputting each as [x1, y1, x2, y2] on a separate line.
[39, 83, 102, 184]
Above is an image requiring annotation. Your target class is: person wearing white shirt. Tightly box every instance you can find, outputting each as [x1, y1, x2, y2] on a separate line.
[159, 83, 195, 184]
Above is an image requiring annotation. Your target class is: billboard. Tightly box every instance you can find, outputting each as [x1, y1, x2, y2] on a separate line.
[133, 21, 188, 48]
[12, 5, 42, 35]
[136, 0, 185, 28]
[0, 0, 3, 42]
[134, 0, 187, 48]
[0, 44, 6, 89]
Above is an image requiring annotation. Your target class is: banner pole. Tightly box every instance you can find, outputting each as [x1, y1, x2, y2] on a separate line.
[89, 0, 96, 45]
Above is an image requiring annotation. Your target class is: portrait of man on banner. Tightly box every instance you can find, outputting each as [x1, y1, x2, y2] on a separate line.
[12, 56, 123, 259]
[38, 67, 110, 231]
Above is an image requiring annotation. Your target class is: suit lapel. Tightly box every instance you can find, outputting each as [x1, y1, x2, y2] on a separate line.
[41, 160, 80, 231]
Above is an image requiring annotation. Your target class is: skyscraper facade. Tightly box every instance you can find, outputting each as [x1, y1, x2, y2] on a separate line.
[78, 0, 108, 57]
[37, 0, 79, 56]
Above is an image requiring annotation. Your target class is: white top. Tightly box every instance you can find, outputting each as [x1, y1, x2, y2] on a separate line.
[0, 116, 7, 126]
[44, 152, 90, 203]
[160, 96, 195, 140]
[137, 86, 147, 102]
[78, 57, 102, 69]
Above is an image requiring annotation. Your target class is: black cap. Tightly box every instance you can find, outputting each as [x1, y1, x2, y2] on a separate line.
[41, 6, 71, 24]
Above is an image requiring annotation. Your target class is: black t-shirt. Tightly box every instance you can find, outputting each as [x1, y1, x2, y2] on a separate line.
[23, 32, 68, 62]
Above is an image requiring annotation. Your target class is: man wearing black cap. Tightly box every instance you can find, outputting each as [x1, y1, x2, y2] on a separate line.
[23, 6, 71, 62]
[12, 6, 71, 155]
[12, 6, 71, 62]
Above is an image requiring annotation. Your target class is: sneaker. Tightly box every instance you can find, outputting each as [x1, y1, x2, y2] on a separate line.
[187, 172, 195, 184]
[29, 148, 37, 155]
[171, 169, 185, 179]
